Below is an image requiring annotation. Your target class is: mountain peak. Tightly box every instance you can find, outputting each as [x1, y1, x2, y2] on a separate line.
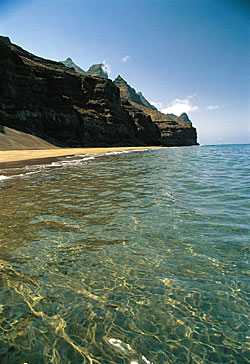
[115, 75, 125, 81]
[177, 112, 191, 122]
[0, 35, 11, 44]
[87, 63, 108, 79]
[61, 58, 109, 79]
[60, 58, 85, 74]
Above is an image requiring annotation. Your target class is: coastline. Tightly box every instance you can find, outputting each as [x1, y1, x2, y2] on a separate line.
[0, 146, 162, 169]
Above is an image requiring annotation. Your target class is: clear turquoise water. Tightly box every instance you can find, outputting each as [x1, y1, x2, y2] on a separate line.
[0, 144, 249, 364]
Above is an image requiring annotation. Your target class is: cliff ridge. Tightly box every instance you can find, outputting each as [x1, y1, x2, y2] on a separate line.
[114, 75, 157, 111]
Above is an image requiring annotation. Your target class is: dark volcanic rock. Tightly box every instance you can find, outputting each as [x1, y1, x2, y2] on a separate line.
[0, 36, 11, 45]
[0, 36, 162, 147]
[87, 64, 108, 79]
[121, 100, 161, 145]
[156, 120, 198, 146]
[60, 57, 86, 74]
[114, 75, 157, 110]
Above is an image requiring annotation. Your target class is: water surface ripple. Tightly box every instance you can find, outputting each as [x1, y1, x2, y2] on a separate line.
[0, 145, 249, 364]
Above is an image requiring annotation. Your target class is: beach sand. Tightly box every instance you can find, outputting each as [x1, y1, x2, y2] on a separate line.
[0, 146, 162, 169]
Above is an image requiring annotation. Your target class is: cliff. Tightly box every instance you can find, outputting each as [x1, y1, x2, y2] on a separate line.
[0, 36, 161, 147]
[113, 75, 198, 146]
[0, 36, 198, 148]
[127, 102, 198, 146]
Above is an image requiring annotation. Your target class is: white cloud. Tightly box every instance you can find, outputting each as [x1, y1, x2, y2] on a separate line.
[150, 101, 163, 109]
[102, 59, 111, 75]
[121, 55, 130, 63]
[151, 95, 219, 116]
[206, 105, 219, 110]
[161, 98, 198, 115]
[187, 93, 197, 99]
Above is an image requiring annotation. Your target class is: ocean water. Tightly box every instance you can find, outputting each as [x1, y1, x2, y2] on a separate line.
[0, 144, 249, 364]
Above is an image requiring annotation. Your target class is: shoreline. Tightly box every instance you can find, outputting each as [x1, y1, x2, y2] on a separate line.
[0, 146, 162, 169]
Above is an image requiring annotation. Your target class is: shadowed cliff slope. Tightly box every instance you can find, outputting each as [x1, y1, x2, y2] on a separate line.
[0, 124, 58, 150]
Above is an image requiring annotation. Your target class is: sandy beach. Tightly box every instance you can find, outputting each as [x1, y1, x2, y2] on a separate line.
[0, 146, 162, 168]
[0, 125, 162, 167]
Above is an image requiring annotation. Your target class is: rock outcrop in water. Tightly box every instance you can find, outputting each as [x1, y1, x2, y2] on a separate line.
[0, 36, 198, 147]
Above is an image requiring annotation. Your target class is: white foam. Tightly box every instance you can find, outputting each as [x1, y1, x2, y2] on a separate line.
[48, 150, 147, 167]
[19, 171, 41, 177]
[104, 149, 148, 156]
[50, 155, 97, 167]
[0, 170, 42, 182]
[0, 175, 9, 180]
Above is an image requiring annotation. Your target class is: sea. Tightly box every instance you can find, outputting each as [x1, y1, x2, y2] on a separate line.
[0, 144, 249, 364]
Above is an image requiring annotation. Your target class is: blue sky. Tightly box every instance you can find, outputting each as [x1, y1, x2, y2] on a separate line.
[0, 0, 249, 144]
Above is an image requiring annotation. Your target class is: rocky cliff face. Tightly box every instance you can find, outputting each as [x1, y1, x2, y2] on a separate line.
[155, 120, 198, 146]
[0, 36, 162, 147]
[114, 76, 157, 110]
[120, 100, 161, 145]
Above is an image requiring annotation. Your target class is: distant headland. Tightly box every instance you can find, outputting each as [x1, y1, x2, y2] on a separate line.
[0, 35, 198, 149]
